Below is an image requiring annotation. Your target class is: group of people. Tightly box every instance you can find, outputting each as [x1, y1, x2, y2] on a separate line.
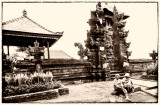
[113, 73, 134, 101]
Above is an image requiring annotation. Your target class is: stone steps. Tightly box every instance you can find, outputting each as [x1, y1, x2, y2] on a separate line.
[110, 70, 123, 74]
[110, 76, 124, 80]
[110, 73, 125, 77]
[109, 70, 125, 80]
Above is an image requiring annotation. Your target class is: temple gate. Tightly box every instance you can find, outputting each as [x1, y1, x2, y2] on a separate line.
[79, 2, 132, 80]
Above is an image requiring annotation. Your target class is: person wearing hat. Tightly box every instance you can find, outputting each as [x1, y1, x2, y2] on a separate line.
[121, 73, 134, 101]
[113, 74, 123, 95]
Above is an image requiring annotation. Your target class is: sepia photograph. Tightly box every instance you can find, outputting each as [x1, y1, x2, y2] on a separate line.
[1, 1, 159, 103]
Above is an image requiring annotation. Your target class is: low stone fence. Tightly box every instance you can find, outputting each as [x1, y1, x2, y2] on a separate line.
[3, 88, 69, 103]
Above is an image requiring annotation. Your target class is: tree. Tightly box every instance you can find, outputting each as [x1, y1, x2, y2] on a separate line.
[74, 43, 87, 59]
[16, 46, 30, 57]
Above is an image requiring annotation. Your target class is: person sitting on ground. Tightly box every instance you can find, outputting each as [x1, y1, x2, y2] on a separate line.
[121, 73, 134, 101]
[113, 74, 123, 95]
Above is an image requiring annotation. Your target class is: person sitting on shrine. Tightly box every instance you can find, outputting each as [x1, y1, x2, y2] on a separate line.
[121, 73, 134, 101]
[113, 74, 123, 95]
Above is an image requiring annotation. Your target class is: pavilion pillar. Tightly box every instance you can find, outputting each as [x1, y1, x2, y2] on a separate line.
[7, 45, 10, 56]
[47, 41, 50, 60]
[2, 46, 4, 58]
[43, 40, 45, 60]
[43, 52, 45, 60]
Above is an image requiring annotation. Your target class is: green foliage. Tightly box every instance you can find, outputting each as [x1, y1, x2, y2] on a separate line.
[3, 71, 62, 97]
[16, 47, 28, 52]
[5, 55, 18, 72]
[3, 82, 61, 97]
[4, 71, 54, 86]
[16, 46, 30, 57]
[74, 42, 87, 59]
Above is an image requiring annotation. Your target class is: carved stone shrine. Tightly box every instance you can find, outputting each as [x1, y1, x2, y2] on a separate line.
[28, 40, 45, 72]
[84, 2, 131, 80]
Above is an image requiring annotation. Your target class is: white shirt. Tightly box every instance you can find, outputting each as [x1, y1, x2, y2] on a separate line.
[114, 79, 121, 87]
[121, 77, 133, 86]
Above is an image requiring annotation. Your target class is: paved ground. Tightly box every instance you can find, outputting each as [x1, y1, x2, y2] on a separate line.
[31, 79, 158, 103]
[132, 78, 157, 88]
[131, 77, 158, 97]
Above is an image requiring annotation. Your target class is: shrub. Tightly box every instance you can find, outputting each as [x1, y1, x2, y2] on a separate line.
[43, 71, 53, 83]
[5, 75, 17, 86]
[4, 71, 54, 86]
[3, 81, 61, 97]
[31, 72, 39, 84]
[3, 71, 63, 97]
[5, 73, 29, 86]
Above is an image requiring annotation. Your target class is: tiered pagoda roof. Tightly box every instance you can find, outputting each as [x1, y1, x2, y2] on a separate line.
[2, 10, 63, 47]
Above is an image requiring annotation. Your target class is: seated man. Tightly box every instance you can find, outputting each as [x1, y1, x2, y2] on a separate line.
[113, 74, 123, 95]
[121, 73, 134, 101]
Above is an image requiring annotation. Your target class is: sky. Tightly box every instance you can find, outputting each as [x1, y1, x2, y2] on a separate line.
[2, 2, 158, 59]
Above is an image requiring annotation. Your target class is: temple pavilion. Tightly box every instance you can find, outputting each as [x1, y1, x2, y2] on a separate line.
[2, 10, 63, 60]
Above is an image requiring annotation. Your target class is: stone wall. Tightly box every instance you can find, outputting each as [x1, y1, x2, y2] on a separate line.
[3, 59, 92, 83]
[128, 59, 154, 73]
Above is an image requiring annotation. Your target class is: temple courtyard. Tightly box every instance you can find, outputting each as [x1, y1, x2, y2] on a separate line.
[2, 2, 158, 103]
[31, 77, 158, 103]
